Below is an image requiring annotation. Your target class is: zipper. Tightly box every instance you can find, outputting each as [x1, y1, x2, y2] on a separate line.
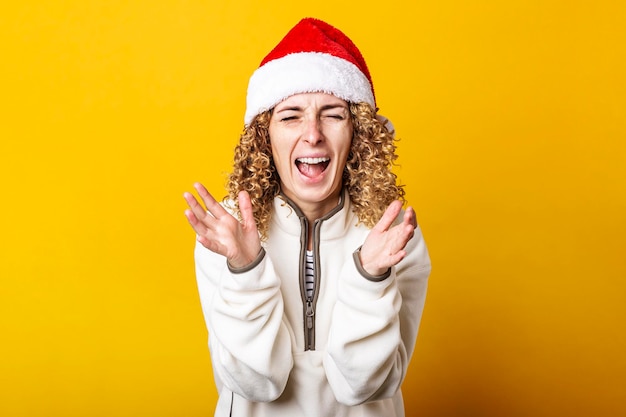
[305, 299, 315, 350]
[302, 218, 322, 351]
[279, 190, 346, 352]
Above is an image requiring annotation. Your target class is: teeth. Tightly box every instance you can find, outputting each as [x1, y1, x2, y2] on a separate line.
[297, 157, 330, 164]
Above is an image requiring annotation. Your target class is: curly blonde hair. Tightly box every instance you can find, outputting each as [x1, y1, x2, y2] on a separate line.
[225, 102, 405, 240]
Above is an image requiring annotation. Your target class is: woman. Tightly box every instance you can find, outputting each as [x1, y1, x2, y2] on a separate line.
[184, 17, 431, 417]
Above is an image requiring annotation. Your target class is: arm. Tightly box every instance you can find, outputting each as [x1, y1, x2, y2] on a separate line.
[195, 243, 293, 402]
[185, 183, 293, 401]
[324, 204, 431, 405]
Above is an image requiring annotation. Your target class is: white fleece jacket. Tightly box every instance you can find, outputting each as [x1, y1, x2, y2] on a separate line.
[194, 191, 431, 417]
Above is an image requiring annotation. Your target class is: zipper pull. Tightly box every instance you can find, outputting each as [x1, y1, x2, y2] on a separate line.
[306, 300, 314, 329]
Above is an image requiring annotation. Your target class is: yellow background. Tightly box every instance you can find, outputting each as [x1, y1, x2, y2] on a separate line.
[1, 1, 625, 416]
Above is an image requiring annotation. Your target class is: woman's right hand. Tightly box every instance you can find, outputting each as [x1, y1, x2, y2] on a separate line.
[184, 183, 262, 269]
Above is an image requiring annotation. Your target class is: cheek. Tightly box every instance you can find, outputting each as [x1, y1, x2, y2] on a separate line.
[270, 140, 291, 176]
[338, 133, 353, 162]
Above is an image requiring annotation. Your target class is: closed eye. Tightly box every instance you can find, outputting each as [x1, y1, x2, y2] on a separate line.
[323, 114, 345, 121]
[321, 106, 349, 121]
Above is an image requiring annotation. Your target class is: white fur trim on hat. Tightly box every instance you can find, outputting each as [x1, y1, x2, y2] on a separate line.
[244, 52, 375, 125]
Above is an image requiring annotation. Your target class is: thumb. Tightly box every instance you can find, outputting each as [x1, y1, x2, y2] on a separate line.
[238, 190, 256, 229]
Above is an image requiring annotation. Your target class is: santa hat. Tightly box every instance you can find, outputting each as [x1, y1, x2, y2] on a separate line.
[244, 18, 377, 125]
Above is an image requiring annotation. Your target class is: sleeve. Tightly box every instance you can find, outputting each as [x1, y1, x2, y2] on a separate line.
[194, 241, 294, 402]
[323, 225, 431, 406]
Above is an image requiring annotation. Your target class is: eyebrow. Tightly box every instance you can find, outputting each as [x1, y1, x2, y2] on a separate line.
[274, 103, 349, 113]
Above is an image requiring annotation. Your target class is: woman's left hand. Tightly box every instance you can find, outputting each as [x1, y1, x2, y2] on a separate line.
[358, 201, 417, 276]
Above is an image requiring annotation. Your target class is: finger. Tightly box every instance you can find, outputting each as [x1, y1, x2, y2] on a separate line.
[389, 249, 407, 266]
[389, 215, 418, 252]
[376, 200, 403, 232]
[184, 208, 208, 236]
[404, 206, 417, 229]
[183, 191, 212, 223]
[386, 224, 411, 255]
[238, 190, 256, 230]
[183, 190, 201, 209]
[197, 234, 222, 253]
[194, 183, 228, 219]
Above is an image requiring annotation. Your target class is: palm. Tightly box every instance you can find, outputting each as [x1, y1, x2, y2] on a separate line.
[184, 183, 261, 269]
[359, 201, 417, 276]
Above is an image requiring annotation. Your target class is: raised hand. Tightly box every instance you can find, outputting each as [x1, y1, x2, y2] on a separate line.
[358, 201, 417, 276]
[184, 183, 262, 269]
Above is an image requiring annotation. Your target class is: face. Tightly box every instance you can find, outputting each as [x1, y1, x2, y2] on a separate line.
[269, 92, 353, 218]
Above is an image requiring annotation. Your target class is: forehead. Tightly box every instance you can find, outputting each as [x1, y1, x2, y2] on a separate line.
[275, 92, 349, 110]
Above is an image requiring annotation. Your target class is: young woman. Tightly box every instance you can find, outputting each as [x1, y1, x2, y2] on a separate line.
[184, 17, 431, 417]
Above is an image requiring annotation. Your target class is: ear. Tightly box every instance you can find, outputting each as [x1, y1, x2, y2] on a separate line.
[376, 114, 395, 137]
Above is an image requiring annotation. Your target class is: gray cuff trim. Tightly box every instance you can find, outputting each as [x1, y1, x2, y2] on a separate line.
[227, 247, 266, 274]
[352, 246, 391, 282]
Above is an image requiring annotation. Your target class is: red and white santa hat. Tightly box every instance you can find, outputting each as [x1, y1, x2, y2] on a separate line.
[244, 18, 377, 125]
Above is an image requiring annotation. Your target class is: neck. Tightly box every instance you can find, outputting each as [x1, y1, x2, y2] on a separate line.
[281, 189, 344, 224]
[278, 189, 345, 249]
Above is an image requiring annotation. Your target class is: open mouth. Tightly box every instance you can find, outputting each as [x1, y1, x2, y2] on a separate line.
[295, 157, 330, 178]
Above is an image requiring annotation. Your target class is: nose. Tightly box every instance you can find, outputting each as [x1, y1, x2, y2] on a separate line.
[303, 117, 323, 145]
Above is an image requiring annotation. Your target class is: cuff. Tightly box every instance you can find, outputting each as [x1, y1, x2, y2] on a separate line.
[352, 246, 391, 282]
[227, 247, 266, 274]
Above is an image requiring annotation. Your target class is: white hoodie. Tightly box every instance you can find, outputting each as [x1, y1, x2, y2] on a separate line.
[194, 190, 431, 417]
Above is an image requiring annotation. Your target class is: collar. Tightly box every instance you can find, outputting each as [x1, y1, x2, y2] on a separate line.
[271, 189, 356, 241]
